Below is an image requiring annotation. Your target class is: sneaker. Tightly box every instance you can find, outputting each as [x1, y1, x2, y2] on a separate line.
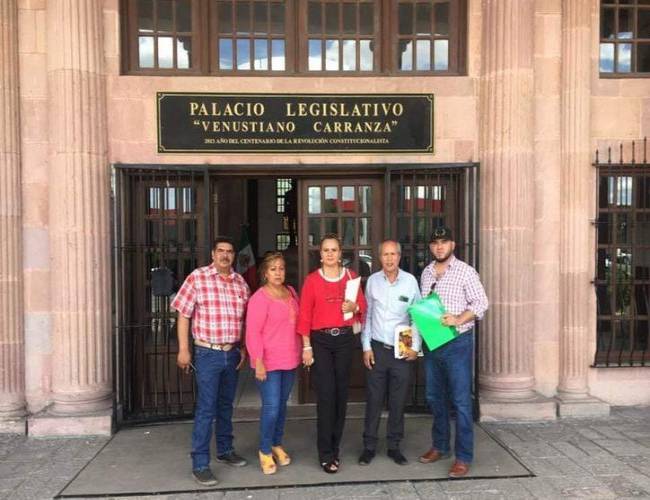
[216, 451, 248, 467]
[259, 451, 277, 475]
[192, 468, 218, 486]
[358, 449, 375, 466]
[387, 448, 408, 465]
[271, 445, 291, 466]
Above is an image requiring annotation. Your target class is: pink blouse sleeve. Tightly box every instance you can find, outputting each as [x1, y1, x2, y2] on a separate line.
[245, 291, 268, 368]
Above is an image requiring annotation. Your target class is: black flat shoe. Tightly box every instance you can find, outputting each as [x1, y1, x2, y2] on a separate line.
[321, 460, 339, 473]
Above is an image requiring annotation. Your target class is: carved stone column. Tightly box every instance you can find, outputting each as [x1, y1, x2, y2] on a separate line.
[32, 0, 112, 434]
[478, 0, 555, 420]
[0, 0, 26, 434]
[557, 0, 609, 417]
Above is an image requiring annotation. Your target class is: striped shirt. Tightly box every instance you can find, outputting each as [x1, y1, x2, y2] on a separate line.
[420, 255, 488, 334]
[171, 264, 250, 344]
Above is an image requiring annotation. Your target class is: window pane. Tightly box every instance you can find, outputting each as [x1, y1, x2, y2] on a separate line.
[219, 38, 233, 69]
[218, 1, 233, 32]
[270, 2, 285, 33]
[158, 0, 173, 32]
[399, 40, 413, 70]
[309, 39, 322, 70]
[177, 37, 191, 68]
[176, 0, 192, 32]
[360, 40, 373, 70]
[308, 218, 321, 244]
[598, 213, 612, 245]
[236, 1, 250, 34]
[324, 218, 338, 234]
[138, 0, 154, 32]
[416, 39, 431, 70]
[308, 187, 321, 214]
[139, 36, 154, 67]
[416, 3, 431, 35]
[638, 43, 650, 72]
[271, 39, 285, 70]
[359, 3, 373, 35]
[237, 38, 251, 69]
[254, 2, 268, 34]
[308, 2, 322, 33]
[617, 213, 631, 245]
[342, 186, 355, 212]
[343, 218, 355, 245]
[343, 3, 356, 34]
[600, 43, 614, 72]
[325, 39, 339, 70]
[601, 7, 615, 39]
[618, 8, 633, 39]
[636, 213, 650, 245]
[342, 39, 356, 71]
[325, 3, 339, 34]
[359, 218, 370, 245]
[324, 186, 338, 213]
[398, 3, 413, 35]
[435, 1, 449, 36]
[158, 36, 174, 68]
[254, 39, 268, 69]
[359, 186, 371, 213]
[434, 39, 448, 70]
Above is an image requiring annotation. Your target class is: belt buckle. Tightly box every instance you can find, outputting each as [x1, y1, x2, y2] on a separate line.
[222, 344, 232, 352]
[329, 327, 340, 336]
[383, 343, 392, 350]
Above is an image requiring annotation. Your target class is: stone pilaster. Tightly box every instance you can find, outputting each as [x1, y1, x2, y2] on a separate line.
[478, 0, 555, 420]
[557, 0, 609, 418]
[32, 0, 112, 434]
[0, 0, 26, 434]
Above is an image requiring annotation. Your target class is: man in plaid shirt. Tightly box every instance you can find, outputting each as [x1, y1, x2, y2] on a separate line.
[418, 226, 488, 479]
[172, 236, 251, 486]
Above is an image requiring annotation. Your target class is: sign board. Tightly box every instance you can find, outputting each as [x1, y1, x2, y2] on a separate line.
[157, 93, 434, 154]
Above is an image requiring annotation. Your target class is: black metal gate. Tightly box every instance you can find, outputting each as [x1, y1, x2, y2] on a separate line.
[113, 163, 480, 423]
[385, 164, 480, 414]
[113, 166, 211, 424]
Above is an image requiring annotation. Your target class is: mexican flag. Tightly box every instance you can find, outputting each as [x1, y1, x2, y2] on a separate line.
[236, 225, 257, 290]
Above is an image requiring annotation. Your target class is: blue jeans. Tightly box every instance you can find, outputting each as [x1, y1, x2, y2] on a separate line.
[191, 345, 240, 471]
[256, 369, 296, 454]
[423, 331, 474, 464]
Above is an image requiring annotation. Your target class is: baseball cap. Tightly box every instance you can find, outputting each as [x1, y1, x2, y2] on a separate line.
[430, 226, 453, 242]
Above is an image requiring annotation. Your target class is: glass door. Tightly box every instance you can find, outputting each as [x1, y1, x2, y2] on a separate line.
[298, 178, 384, 402]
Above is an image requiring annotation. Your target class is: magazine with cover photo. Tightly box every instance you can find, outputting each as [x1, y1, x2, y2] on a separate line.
[394, 324, 413, 359]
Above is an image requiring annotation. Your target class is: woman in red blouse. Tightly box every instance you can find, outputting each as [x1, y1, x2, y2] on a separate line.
[297, 233, 367, 473]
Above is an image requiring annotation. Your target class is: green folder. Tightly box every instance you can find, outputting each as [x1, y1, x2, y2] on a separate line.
[408, 292, 458, 351]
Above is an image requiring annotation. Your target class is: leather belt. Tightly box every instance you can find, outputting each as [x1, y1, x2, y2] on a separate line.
[316, 326, 353, 337]
[371, 339, 394, 350]
[194, 339, 238, 351]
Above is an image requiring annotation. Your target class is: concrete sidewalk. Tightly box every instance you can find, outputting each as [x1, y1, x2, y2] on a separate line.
[1, 406, 650, 499]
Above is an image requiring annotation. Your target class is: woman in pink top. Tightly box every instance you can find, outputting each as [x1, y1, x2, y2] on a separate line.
[245, 252, 301, 475]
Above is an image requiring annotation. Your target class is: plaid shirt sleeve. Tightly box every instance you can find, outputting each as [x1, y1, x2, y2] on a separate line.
[170, 272, 197, 318]
[464, 267, 488, 320]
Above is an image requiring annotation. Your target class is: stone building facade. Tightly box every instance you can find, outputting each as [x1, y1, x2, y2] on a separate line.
[1, 0, 649, 436]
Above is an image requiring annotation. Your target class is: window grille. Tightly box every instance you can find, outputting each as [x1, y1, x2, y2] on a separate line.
[594, 139, 650, 367]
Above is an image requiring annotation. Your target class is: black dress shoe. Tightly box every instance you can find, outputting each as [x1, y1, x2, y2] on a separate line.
[387, 449, 408, 465]
[358, 449, 375, 465]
